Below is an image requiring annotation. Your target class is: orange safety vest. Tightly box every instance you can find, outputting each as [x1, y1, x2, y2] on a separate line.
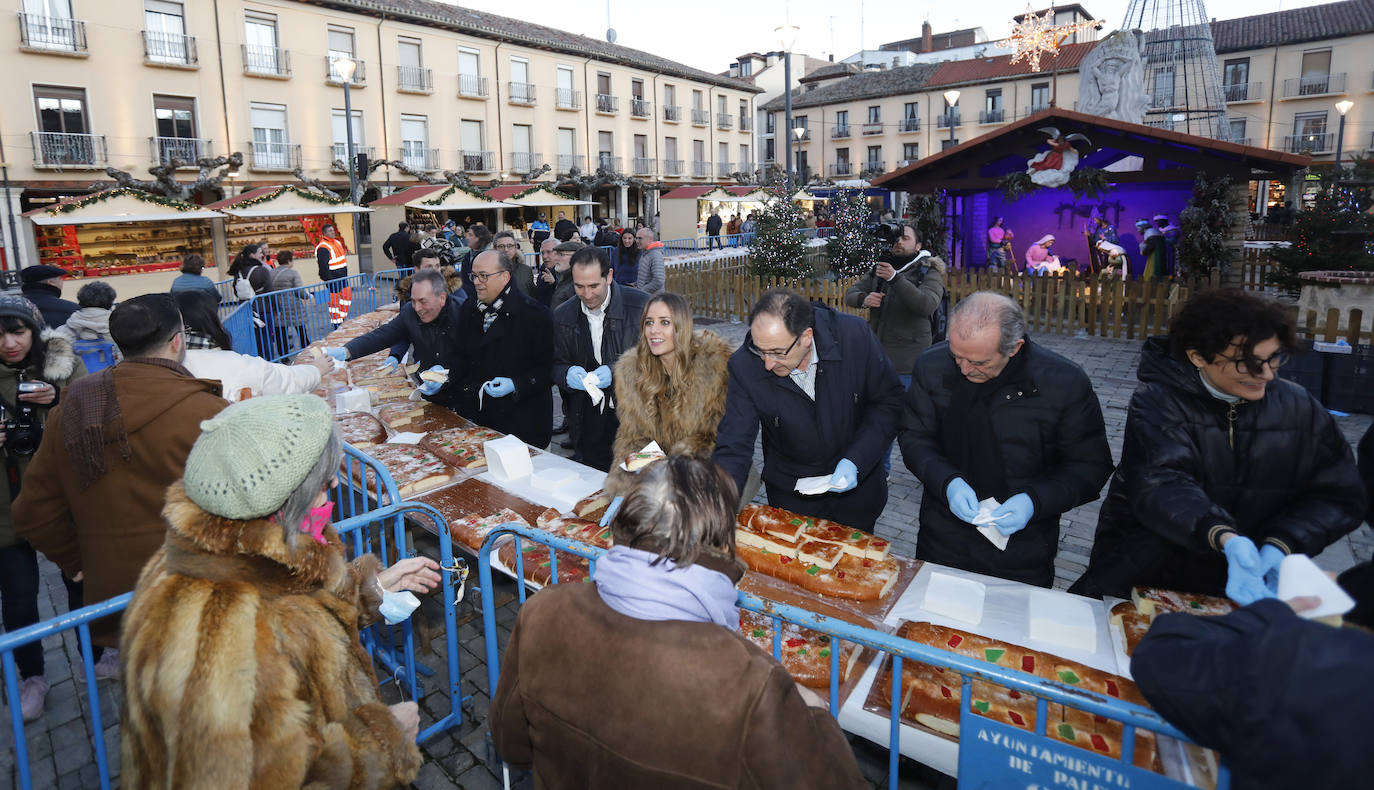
[315, 236, 348, 271]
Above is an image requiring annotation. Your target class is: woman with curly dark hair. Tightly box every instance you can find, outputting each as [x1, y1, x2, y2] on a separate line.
[1071, 289, 1366, 603]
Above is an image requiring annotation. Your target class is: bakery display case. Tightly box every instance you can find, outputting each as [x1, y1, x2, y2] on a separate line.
[35, 219, 215, 277]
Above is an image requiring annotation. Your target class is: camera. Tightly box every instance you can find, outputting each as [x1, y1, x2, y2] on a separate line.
[2, 382, 45, 456]
[873, 221, 904, 244]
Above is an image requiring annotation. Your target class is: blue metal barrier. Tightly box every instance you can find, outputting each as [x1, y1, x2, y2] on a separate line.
[371, 267, 415, 307]
[698, 233, 754, 250]
[219, 300, 259, 358]
[253, 273, 378, 362]
[661, 236, 698, 254]
[474, 523, 1227, 789]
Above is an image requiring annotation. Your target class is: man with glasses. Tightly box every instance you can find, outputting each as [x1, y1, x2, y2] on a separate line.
[713, 288, 904, 531]
[900, 291, 1112, 587]
[492, 231, 536, 298]
[1071, 289, 1364, 602]
[553, 247, 648, 470]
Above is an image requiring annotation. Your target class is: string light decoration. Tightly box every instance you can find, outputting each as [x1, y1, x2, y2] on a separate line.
[1001, 5, 1102, 73]
[749, 182, 810, 279]
[824, 188, 884, 278]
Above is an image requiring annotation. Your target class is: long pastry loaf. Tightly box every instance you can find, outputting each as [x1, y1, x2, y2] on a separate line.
[739, 611, 865, 688]
[734, 504, 898, 601]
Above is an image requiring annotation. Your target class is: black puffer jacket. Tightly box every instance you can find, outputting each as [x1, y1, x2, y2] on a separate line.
[1070, 337, 1365, 600]
[899, 339, 1112, 586]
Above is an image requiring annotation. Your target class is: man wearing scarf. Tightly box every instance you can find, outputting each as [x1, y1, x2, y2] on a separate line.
[14, 294, 226, 647]
[899, 292, 1112, 587]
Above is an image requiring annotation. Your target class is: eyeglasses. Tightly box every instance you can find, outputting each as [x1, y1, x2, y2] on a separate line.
[1216, 349, 1289, 375]
[747, 333, 801, 361]
[471, 270, 508, 283]
[494, 243, 520, 251]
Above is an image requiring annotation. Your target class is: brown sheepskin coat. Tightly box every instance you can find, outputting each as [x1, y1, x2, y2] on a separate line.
[119, 483, 422, 789]
[611, 329, 732, 468]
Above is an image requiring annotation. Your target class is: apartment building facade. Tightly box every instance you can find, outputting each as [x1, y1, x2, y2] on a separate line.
[4, 0, 759, 253]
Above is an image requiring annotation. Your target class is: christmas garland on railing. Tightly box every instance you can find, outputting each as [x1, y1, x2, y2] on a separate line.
[231, 184, 348, 209]
[996, 167, 1115, 203]
[421, 182, 492, 205]
[48, 187, 203, 216]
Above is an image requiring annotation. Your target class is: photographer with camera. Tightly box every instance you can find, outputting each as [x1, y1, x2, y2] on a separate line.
[0, 295, 87, 722]
[843, 221, 946, 386]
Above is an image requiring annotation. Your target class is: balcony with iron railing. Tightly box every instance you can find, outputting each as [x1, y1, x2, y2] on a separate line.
[142, 30, 196, 66]
[630, 97, 652, 118]
[979, 108, 1005, 124]
[828, 162, 853, 177]
[460, 150, 495, 172]
[717, 112, 734, 129]
[792, 128, 812, 141]
[557, 154, 586, 175]
[397, 65, 433, 94]
[509, 152, 544, 173]
[831, 125, 851, 139]
[740, 115, 754, 131]
[717, 161, 736, 177]
[1284, 132, 1334, 153]
[664, 105, 682, 122]
[862, 122, 883, 135]
[1026, 103, 1051, 115]
[508, 82, 536, 105]
[863, 160, 885, 174]
[738, 160, 756, 175]
[663, 159, 684, 176]
[691, 160, 711, 177]
[632, 157, 655, 175]
[1223, 81, 1263, 103]
[596, 154, 621, 173]
[150, 136, 210, 166]
[937, 112, 962, 128]
[1282, 73, 1346, 98]
[458, 74, 488, 98]
[325, 57, 366, 86]
[596, 94, 619, 114]
[247, 141, 301, 171]
[897, 158, 917, 168]
[17, 12, 86, 54]
[899, 117, 920, 133]
[691, 108, 710, 126]
[398, 147, 441, 171]
[31, 131, 106, 168]
[556, 88, 582, 110]
[330, 144, 375, 171]
[1149, 92, 1178, 109]
[242, 44, 290, 77]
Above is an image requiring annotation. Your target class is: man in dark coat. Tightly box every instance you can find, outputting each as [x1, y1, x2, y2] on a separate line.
[326, 269, 462, 411]
[900, 292, 1112, 587]
[705, 209, 723, 250]
[552, 247, 648, 471]
[842, 223, 946, 384]
[1131, 598, 1374, 790]
[1336, 423, 1374, 628]
[20, 265, 79, 329]
[553, 211, 578, 243]
[382, 222, 416, 269]
[713, 289, 904, 532]
[1070, 290, 1364, 601]
[449, 251, 553, 448]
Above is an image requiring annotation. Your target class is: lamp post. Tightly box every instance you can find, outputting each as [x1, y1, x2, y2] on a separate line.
[1335, 99, 1354, 172]
[943, 89, 960, 149]
[775, 25, 800, 188]
[333, 56, 359, 205]
[792, 126, 806, 185]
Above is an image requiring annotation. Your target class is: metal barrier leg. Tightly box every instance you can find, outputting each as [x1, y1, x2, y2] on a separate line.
[3, 651, 33, 790]
[77, 625, 112, 790]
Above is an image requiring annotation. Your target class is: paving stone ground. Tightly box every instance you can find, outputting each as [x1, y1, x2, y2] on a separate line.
[4, 320, 1368, 789]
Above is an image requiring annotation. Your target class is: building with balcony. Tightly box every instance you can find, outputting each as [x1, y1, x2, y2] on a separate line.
[1, 0, 759, 268]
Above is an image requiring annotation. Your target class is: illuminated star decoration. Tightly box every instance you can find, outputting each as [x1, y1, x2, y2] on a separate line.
[1001, 5, 1103, 73]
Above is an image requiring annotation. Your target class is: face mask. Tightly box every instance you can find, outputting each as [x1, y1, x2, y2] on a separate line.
[300, 502, 334, 546]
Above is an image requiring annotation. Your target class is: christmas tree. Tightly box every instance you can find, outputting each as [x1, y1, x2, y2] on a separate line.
[748, 182, 810, 279]
[1177, 172, 1237, 287]
[1268, 161, 1374, 293]
[824, 188, 883, 278]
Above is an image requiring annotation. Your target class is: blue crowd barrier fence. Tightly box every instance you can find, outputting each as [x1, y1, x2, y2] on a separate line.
[474, 523, 1229, 790]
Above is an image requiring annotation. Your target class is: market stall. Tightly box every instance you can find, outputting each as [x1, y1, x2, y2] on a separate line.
[658, 185, 767, 242]
[24, 188, 224, 277]
[206, 184, 372, 265]
[483, 184, 596, 244]
[364, 185, 448, 267]
[403, 184, 514, 236]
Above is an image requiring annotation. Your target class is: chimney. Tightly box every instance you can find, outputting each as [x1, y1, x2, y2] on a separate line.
[921, 21, 933, 53]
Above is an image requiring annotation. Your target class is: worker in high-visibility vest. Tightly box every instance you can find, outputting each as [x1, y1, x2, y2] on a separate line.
[315, 224, 351, 326]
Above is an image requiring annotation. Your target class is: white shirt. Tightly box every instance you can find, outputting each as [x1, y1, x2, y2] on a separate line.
[788, 342, 820, 400]
[581, 283, 612, 365]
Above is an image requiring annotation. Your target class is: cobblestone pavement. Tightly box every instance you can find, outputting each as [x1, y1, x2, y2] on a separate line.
[5, 321, 1368, 790]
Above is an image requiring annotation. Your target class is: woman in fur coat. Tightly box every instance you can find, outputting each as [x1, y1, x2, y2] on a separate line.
[610, 292, 731, 487]
[0, 295, 85, 722]
[120, 395, 439, 789]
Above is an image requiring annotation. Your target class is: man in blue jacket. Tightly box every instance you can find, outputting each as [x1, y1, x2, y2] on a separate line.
[713, 288, 903, 531]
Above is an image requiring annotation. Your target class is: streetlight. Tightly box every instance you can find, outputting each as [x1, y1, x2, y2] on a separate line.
[775, 24, 801, 187]
[1335, 99, 1354, 171]
[943, 90, 961, 149]
[792, 126, 806, 185]
[332, 56, 359, 205]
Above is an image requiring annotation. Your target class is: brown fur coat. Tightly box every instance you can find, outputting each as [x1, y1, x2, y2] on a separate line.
[611, 329, 732, 474]
[119, 483, 422, 789]
[395, 267, 462, 302]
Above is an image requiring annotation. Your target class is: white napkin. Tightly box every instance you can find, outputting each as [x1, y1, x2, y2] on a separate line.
[794, 474, 838, 495]
[922, 572, 986, 624]
[386, 432, 425, 445]
[1277, 554, 1356, 620]
[620, 441, 665, 472]
[583, 373, 607, 412]
[478, 378, 494, 412]
[971, 497, 1010, 551]
[485, 435, 534, 481]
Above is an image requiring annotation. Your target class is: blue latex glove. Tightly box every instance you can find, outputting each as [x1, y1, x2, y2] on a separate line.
[418, 380, 443, 396]
[590, 365, 613, 389]
[828, 458, 858, 493]
[380, 356, 400, 373]
[1222, 535, 1276, 605]
[945, 478, 979, 524]
[1258, 543, 1286, 593]
[483, 377, 515, 398]
[599, 495, 624, 527]
[323, 347, 348, 362]
[989, 493, 1034, 536]
[565, 365, 589, 391]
